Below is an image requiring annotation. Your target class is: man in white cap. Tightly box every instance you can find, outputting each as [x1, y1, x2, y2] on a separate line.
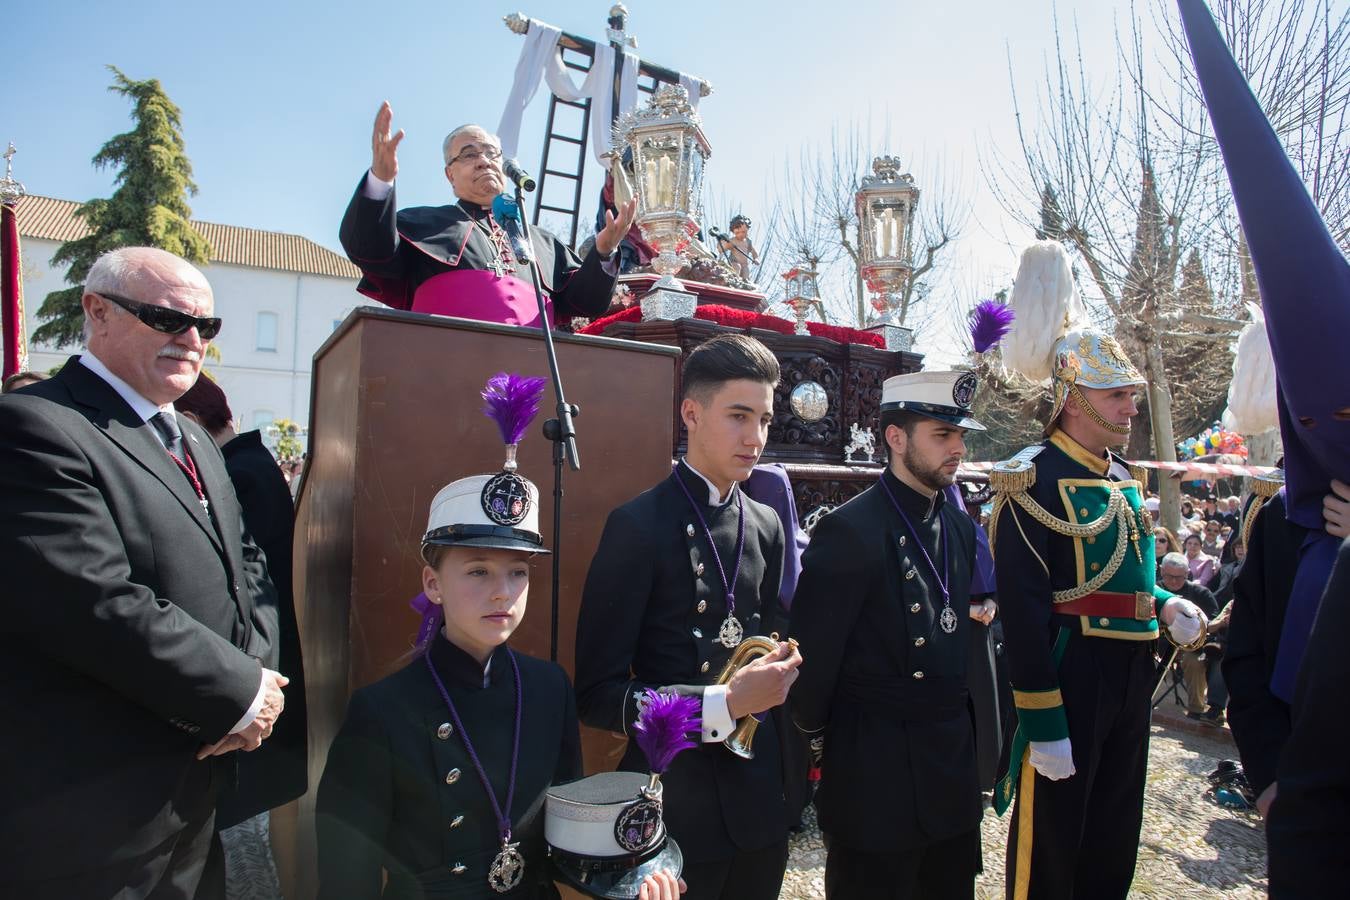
[791, 370, 987, 899]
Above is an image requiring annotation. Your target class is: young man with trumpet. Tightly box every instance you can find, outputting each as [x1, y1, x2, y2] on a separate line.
[791, 371, 987, 899]
[575, 335, 802, 900]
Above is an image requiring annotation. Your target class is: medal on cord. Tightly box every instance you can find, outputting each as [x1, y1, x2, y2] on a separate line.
[674, 467, 747, 649]
[425, 648, 526, 893]
[879, 476, 958, 634]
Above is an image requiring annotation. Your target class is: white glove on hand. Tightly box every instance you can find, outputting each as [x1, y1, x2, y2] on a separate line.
[1029, 738, 1076, 781]
[1163, 598, 1205, 645]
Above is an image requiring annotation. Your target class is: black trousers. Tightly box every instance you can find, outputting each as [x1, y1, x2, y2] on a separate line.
[7, 808, 225, 900]
[1005, 634, 1154, 900]
[678, 839, 789, 900]
[7, 758, 226, 900]
[824, 829, 981, 900]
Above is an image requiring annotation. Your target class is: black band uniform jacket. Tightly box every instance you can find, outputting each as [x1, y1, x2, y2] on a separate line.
[574, 462, 790, 862]
[790, 469, 982, 852]
[316, 637, 582, 899]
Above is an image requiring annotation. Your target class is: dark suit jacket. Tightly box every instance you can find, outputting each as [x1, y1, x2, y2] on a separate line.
[0, 358, 278, 890]
[216, 429, 308, 828]
[1223, 491, 1306, 795]
[1268, 536, 1350, 897]
[574, 464, 790, 862]
[339, 176, 613, 318]
[790, 471, 982, 851]
[316, 638, 581, 900]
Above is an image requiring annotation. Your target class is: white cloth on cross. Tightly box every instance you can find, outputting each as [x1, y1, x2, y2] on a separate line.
[497, 21, 641, 170]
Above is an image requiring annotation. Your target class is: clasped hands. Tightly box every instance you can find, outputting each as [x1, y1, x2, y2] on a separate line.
[968, 598, 997, 626]
[196, 668, 289, 760]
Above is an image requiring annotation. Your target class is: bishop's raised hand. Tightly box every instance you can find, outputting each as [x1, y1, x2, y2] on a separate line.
[370, 101, 405, 183]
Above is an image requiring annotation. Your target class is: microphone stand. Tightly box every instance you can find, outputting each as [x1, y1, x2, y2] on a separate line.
[512, 183, 580, 663]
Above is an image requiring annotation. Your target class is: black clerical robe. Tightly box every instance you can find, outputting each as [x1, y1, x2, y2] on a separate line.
[340, 175, 615, 325]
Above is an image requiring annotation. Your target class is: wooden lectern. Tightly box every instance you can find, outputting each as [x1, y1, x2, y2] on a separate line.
[278, 308, 680, 898]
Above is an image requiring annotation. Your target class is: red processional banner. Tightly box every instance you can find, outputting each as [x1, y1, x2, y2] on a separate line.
[1, 201, 27, 380]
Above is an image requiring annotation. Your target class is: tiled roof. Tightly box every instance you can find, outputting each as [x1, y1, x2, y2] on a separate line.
[15, 194, 361, 280]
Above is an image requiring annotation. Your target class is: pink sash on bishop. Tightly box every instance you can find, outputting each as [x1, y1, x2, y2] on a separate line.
[411, 270, 554, 328]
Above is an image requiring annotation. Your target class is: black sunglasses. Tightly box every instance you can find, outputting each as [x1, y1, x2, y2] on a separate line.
[99, 292, 222, 340]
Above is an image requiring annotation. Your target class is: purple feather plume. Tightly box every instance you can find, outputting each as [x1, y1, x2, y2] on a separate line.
[481, 373, 547, 445]
[633, 690, 701, 774]
[969, 300, 1015, 354]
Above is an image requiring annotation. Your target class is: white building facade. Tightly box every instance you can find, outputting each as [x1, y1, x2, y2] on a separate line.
[15, 195, 367, 454]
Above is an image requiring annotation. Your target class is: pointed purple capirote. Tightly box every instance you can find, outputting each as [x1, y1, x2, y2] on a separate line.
[480, 372, 547, 446]
[1178, 0, 1350, 529]
[633, 690, 701, 774]
[969, 300, 1015, 355]
[1178, 0, 1350, 702]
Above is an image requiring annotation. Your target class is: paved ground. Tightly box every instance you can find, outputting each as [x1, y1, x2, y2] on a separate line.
[780, 717, 1266, 899]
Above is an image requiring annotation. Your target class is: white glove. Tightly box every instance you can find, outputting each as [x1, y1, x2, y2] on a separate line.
[1029, 738, 1076, 780]
[1163, 597, 1205, 646]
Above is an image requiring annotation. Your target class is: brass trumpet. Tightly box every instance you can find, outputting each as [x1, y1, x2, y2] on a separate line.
[715, 633, 797, 760]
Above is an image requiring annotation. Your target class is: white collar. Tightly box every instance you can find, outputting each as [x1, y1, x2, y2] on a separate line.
[77, 351, 175, 425]
[680, 457, 737, 507]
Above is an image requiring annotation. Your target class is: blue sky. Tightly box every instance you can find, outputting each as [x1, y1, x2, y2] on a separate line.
[10, 0, 1148, 362]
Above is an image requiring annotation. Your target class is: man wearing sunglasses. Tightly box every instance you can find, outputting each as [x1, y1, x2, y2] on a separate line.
[0, 246, 286, 900]
[340, 102, 637, 328]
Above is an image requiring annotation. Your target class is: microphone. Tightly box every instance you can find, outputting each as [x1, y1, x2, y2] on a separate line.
[502, 158, 537, 193]
[491, 193, 534, 263]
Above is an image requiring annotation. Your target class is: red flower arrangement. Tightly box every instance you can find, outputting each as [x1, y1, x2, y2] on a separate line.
[578, 303, 886, 348]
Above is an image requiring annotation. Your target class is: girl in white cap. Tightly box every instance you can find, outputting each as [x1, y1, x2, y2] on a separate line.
[315, 374, 681, 900]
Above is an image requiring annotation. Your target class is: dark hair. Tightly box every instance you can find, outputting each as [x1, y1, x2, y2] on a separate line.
[878, 409, 924, 463]
[422, 543, 450, 569]
[1219, 533, 1244, 565]
[2, 371, 47, 393]
[1153, 526, 1183, 556]
[681, 335, 780, 403]
[173, 375, 234, 433]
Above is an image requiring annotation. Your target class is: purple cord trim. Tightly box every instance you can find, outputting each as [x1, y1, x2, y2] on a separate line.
[878, 475, 951, 608]
[673, 466, 746, 619]
[425, 644, 522, 843]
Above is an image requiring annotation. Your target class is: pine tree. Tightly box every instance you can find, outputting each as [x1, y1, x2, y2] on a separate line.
[34, 66, 210, 347]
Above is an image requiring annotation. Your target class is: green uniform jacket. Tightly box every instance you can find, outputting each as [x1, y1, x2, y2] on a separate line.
[991, 430, 1172, 742]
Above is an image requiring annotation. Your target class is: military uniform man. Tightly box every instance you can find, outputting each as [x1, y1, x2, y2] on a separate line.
[791, 371, 985, 899]
[991, 242, 1207, 900]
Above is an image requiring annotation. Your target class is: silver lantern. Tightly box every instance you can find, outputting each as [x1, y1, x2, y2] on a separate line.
[855, 156, 919, 335]
[781, 262, 820, 336]
[617, 83, 711, 320]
